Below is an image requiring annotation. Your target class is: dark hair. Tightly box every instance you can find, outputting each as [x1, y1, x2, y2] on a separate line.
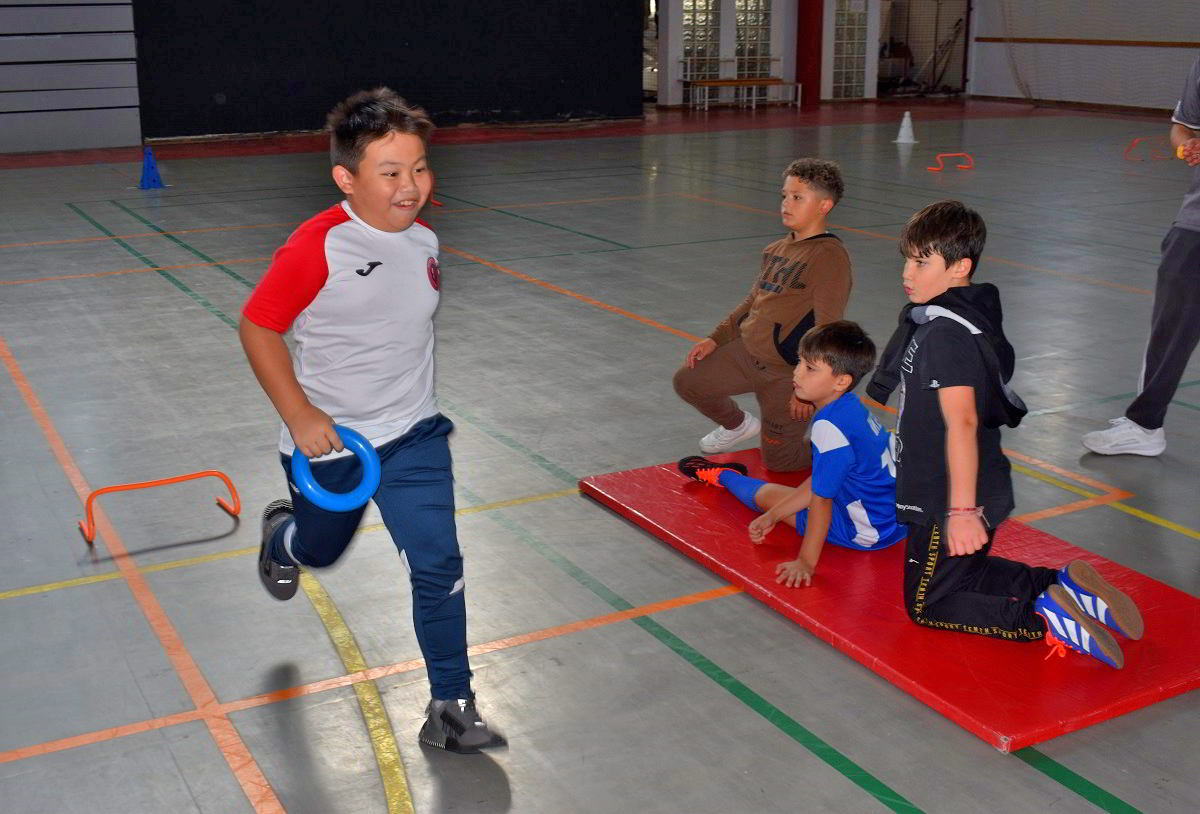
[782, 158, 844, 205]
[797, 320, 877, 391]
[326, 87, 434, 172]
[899, 200, 987, 278]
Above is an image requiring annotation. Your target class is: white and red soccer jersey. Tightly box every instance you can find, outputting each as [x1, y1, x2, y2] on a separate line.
[243, 201, 442, 457]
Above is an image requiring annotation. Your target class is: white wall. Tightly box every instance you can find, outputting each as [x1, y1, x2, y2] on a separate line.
[968, 0, 1197, 108]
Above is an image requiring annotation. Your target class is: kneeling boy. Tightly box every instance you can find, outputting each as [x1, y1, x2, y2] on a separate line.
[868, 200, 1143, 668]
[679, 321, 906, 587]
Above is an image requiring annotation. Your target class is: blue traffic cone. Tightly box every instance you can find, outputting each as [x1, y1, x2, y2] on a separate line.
[139, 146, 165, 190]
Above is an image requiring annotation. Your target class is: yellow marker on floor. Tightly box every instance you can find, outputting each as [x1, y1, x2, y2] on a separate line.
[299, 572, 414, 814]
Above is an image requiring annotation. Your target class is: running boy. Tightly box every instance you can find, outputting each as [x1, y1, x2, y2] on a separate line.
[867, 200, 1143, 668]
[679, 321, 905, 587]
[239, 88, 503, 751]
[673, 158, 852, 471]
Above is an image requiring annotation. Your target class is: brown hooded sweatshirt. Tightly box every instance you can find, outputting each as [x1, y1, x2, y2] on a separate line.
[708, 232, 852, 367]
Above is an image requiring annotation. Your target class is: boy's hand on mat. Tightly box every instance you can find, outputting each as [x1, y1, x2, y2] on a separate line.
[749, 512, 777, 543]
[775, 558, 814, 587]
[789, 396, 815, 421]
[685, 338, 717, 368]
[946, 514, 988, 556]
[287, 405, 343, 458]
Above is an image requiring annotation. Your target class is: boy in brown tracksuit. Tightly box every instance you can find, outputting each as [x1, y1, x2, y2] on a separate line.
[673, 158, 852, 471]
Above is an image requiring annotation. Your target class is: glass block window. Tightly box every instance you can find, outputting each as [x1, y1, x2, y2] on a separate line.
[736, 0, 771, 103]
[832, 0, 868, 99]
[683, 0, 722, 105]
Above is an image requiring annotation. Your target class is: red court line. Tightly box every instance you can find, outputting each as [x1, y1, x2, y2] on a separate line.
[0, 100, 1081, 170]
[1, 257, 268, 286]
[0, 222, 296, 251]
[1, 584, 740, 763]
[681, 194, 1154, 297]
[0, 336, 283, 812]
[442, 245, 704, 342]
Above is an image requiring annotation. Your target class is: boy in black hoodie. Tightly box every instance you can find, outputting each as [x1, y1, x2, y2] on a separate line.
[868, 201, 1144, 668]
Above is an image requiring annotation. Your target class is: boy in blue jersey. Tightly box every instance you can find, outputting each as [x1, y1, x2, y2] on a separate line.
[679, 321, 905, 587]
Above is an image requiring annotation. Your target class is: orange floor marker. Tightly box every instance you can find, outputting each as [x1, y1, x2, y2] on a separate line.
[927, 152, 974, 172]
[79, 469, 240, 544]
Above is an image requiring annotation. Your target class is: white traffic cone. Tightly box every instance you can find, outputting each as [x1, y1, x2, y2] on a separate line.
[893, 110, 917, 144]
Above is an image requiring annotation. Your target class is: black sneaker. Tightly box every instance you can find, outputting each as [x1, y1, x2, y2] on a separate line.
[419, 697, 506, 753]
[677, 455, 748, 486]
[258, 499, 298, 601]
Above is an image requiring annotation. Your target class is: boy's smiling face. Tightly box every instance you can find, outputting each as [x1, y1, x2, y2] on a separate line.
[901, 250, 971, 303]
[333, 131, 432, 232]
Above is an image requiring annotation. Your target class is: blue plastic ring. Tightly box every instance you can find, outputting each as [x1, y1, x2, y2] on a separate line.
[290, 425, 382, 512]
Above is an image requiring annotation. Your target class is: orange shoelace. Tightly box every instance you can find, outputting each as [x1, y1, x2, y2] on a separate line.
[1036, 612, 1067, 660]
[695, 468, 725, 488]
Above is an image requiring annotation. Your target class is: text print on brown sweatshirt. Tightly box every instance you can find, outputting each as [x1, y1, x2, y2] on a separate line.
[708, 232, 852, 367]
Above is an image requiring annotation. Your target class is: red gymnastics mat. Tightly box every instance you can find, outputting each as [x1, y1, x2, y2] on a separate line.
[580, 449, 1200, 751]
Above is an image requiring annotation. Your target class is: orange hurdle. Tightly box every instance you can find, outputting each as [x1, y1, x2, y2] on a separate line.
[926, 152, 974, 172]
[79, 469, 241, 544]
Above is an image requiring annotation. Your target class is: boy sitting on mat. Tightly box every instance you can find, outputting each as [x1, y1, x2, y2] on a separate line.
[866, 200, 1143, 668]
[679, 320, 906, 587]
[239, 87, 504, 750]
[673, 158, 852, 472]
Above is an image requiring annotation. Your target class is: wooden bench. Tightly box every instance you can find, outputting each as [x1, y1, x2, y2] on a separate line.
[682, 77, 800, 111]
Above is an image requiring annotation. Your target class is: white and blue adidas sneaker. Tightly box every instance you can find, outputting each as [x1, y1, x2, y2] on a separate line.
[1057, 560, 1144, 640]
[1033, 584, 1124, 669]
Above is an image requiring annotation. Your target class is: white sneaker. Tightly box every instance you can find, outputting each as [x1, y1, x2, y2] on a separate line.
[1082, 417, 1165, 456]
[699, 413, 761, 453]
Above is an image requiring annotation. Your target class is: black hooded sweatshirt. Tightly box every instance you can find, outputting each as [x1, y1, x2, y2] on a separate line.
[866, 283, 1026, 527]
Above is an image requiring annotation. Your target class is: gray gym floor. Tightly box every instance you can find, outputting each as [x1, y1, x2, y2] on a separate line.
[1, 104, 1197, 813]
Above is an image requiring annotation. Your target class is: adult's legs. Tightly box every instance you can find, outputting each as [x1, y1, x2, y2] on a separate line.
[1126, 227, 1200, 430]
[373, 414, 472, 701]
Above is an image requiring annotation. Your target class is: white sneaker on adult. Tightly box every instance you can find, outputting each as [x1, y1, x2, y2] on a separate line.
[1082, 417, 1166, 456]
[699, 413, 761, 454]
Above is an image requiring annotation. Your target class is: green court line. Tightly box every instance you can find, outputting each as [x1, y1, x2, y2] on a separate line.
[1013, 748, 1142, 813]
[79, 198, 1144, 813]
[65, 203, 237, 328]
[1027, 380, 1200, 417]
[108, 199, 257, 287]
[68, 205, 920, 811]
[434, 191, 633, 249]
[455, 480, 922, 813]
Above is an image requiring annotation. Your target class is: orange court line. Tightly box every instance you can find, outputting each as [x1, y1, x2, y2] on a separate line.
[0, 336, 283, 813]
[1011, 493, 1130, 524]
[0, 257, 269, 287]
[1003, 449, 1129, 496]
[0, 221, 297, 250]
[436, 192, 664, 215]
[0, 583, 741, 764]
[680, 193, 1153, 297]
[2, 193, 662, 253]
[442, 245, 704, 342]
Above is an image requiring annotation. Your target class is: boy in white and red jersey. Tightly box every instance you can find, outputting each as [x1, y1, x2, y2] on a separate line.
[239, 87, 503, 753]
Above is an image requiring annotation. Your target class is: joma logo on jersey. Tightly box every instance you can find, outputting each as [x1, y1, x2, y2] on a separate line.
[355, 261, 382, 277]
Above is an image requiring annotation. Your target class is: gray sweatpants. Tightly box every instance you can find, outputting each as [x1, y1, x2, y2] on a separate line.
[672, 337, 811, 471]
[1126, 226, 1200, 430]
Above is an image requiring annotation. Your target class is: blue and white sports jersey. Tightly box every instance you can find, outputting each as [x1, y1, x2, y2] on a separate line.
[809, 392, 906, 549]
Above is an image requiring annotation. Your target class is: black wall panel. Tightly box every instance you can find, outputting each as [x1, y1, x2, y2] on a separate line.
[133, 1, 642, 138]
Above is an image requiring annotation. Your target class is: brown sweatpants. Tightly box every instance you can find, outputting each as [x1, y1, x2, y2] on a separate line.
[672, 337, 811, 471]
